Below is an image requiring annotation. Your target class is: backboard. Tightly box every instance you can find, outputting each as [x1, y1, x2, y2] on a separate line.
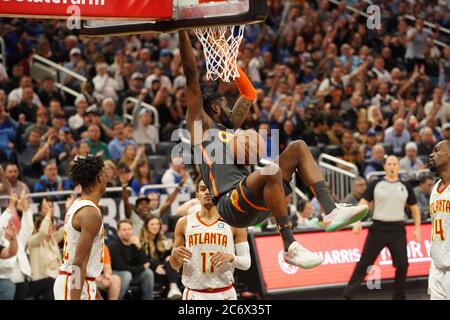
[81, 0, 267, 37]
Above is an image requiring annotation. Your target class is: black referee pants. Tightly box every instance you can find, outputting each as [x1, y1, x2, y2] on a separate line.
[343, 220, 409, 300]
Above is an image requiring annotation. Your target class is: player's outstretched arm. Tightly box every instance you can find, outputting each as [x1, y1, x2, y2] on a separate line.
[70, 208, 102, 300]
[178, 31, 211, 144]
[169, 216, 191, 270]
[231, 66, 257, 129]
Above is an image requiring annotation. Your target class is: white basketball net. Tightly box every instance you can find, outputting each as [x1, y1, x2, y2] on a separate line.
[194, 25, 245, 82]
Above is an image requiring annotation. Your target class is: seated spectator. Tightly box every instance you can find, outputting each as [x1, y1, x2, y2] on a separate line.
[104, 160, 119, 188]
[414, 176, 435, 221]
[74, 140, 91, 158]
[50, 127, 77, 170]
[383, 118, 411, 156]
[122, 172, 187, 235]
[131, 160, 158, 196]
[0, 105, 18, 160]
[371, 57, 392, 83]
[145, 63, 172, 91]
[109, 220, 155, 300]
[82, 107, 114, 142]
[0, 191, 54, 300]
[0, 217, 18, 300]
[34, 162, 73, 193]
[7, 76, 41, 108]
[343, 177, 367, 206]
[119, 144, 145, 173]
[100, 98, 123, 130]
[24, 107, 50, 139]
[327, 118, 345, 146]
[301, 115, 329, 147]
[96, 245, 121, 300]
[0, 164, 30, 208]
[400, 142, 426, 178]
[371, 82, 395, 119]
[18, 129, 46, 179]
[27, 199, 64, 283]
[442, 123, 450, 140]
[37, 76, 63, 107]
[140, 215, 182, 299]
[359, 129, 378, 161]
[108, 122, 137, 162]
[417, 126, 436, 156]
[279, 119, 300, 151]
[10, 87, 39, 123]
[424, 87, 450, 126]
[93, 62, 118, 101]
[62, 47, 88, 91]
[48, 100, 64, 122]
[132, 94, 159, 153]
[340, 130, 359, 164]
[291, 199, 320, 229]
[68, 96, 88, 132]
[161, 156, 195, 195]
[86, 124, 111, 160]
[364, 144, 386, 179]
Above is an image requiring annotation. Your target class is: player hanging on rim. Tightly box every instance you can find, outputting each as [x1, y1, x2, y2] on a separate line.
[54, 155, 107, 300]
[428, 139, 450, 300]
[178, 30, 369, 269]
[170, 180, 250, 300]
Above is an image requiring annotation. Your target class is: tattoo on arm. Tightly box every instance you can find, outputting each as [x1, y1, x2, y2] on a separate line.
[232, 97, 253, 129]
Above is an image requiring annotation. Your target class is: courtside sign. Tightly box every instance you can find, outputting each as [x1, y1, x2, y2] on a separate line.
[0, 0, 172, 19]
[253, 224, 432, 293]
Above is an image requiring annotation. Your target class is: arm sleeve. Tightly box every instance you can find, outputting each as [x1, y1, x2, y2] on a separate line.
[362, 179, 378, 202]
[231, 242, 251, 271]
[403, 181, 418, 206]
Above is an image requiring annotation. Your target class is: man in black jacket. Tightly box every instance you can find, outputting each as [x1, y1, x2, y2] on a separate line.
[109, 220, 154, 300]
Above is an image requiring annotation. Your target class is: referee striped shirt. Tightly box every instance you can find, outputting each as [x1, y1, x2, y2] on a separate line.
[362, 178, 417, 222]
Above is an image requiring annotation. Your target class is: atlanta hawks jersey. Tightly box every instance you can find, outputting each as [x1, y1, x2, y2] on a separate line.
[430, 180, 450, 270]
[182, 213, 235, 290]
[59, 199, 105, 278]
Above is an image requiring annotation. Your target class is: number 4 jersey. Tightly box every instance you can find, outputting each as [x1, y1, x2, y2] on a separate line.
[430, 180, 450, 270]
[182, 212, 235, 290]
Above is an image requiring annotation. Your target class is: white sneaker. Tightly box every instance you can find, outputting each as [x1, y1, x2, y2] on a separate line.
[283, 242, 323, 269]
[324, 203, 369, 232]
[167, 287, 182, 300]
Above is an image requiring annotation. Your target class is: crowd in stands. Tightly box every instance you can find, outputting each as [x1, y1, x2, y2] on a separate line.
[0, 0, 448, 300]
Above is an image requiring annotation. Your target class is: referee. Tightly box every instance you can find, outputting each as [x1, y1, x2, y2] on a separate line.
[343, 155, 421, 300]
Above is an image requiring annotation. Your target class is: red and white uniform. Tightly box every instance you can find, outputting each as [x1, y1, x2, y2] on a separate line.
[182, 213, 236, 300]
[428, 180, 450, 300]
[53, 199, 105, 300]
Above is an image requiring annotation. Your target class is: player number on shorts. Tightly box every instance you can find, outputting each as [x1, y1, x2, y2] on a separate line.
[200, 252, 215, 273]
[432, 218, 445, 241]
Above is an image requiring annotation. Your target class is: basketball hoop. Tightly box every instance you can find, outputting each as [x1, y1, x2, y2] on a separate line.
[193, 24, 245, 82]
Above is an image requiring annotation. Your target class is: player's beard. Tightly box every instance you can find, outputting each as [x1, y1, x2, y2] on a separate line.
[219, 110, 234, 129]
[428, 159, 437, 172]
